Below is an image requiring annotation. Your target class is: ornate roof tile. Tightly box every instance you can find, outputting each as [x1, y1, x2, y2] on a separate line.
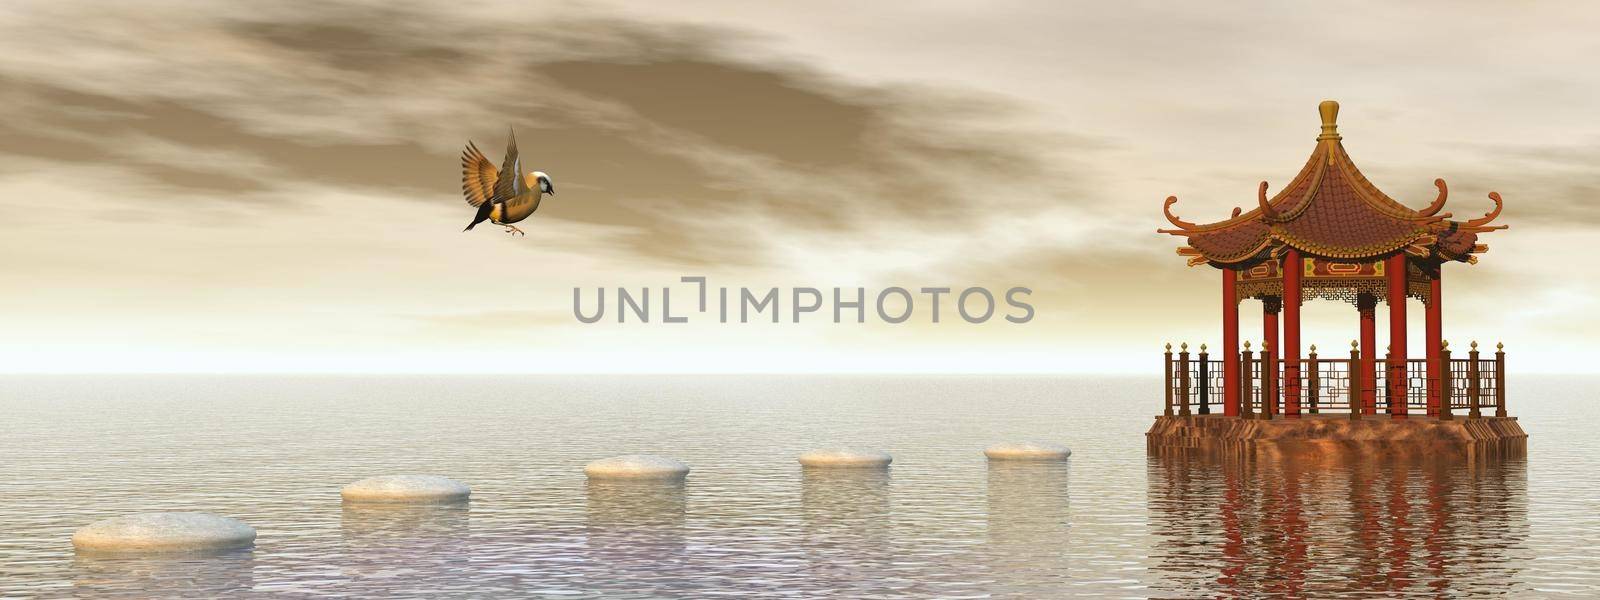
[1158, 101, 1506, 267]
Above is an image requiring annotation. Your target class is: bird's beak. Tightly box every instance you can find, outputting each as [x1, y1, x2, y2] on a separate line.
[548, 186, 556, 195]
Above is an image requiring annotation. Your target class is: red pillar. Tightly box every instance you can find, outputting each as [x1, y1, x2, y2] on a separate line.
[1223, 268, 1241, 416]
[1386, 253, 1408, 418]
[1425, 268, 1443, 417]
[1283, 249, 1303, 418]
[1357, 293, 1378, 415]
[1263, 296, 1281, 416]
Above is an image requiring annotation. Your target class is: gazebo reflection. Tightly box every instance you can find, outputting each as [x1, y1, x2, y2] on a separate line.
[1146, 454, 1528, 598]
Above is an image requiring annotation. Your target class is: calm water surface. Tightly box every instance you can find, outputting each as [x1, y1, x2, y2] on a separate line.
[0, 375, 1595, 598]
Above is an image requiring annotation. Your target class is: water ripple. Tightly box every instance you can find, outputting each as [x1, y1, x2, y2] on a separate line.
[0, 375, 1593, 597]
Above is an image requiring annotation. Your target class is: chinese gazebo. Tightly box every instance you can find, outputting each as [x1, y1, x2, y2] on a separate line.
[1147, 101, 1526, 459]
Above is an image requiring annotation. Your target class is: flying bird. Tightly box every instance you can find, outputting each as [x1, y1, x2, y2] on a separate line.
[460, 128, 555, 236]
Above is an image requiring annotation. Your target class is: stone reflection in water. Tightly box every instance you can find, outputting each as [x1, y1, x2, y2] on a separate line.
[584, 479, 688, 589]
[1147, 453, 1530, 598]
[71, 548, 255, 597]
[984, 460, 1072, 594]
[799, 467, 892, 592]
[339, 503, 471, 584]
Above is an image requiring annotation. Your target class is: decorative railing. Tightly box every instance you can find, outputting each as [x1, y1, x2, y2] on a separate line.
[1161, 342, 1505, 419]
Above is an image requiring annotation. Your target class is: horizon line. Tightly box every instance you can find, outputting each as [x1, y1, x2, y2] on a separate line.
[0, 370, 1588, 376]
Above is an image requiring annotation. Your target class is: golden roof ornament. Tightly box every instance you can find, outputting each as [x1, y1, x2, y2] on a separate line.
[1317, 100, 1341, 141]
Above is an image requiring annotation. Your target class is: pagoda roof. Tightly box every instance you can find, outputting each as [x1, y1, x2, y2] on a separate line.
[1159, 101, 1507, 267]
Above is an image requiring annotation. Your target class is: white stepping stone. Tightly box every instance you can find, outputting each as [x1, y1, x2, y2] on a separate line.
[584, 455, 690, 481]
[72, 512, 256, 553]
[984, 442, 1073, 461]
[341, 475, 471, 504]
[798, 449, 893, 468]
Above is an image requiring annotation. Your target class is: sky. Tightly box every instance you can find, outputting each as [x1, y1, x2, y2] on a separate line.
[1, 0, 1597, 373]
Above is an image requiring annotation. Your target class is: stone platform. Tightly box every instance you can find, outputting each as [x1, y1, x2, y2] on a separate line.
[1147, 413, 1527, 463]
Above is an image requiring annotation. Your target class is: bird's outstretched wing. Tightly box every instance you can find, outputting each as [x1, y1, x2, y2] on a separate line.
[460, 141, 498, 207]
[489, 127, 522, 203]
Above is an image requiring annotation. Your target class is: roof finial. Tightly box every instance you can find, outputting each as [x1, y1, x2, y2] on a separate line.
[1317, 100, 1341, 141]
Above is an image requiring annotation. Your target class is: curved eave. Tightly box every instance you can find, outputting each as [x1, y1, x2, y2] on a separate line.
[1431, 219, 1504, 264]
[1158, 149, 1324, 236]
[1177, 237, 1274, 268]
[1160, 138, 1445, 244]
[1182, 222, 1502, 268]
[1160, 102, 1510, 268]
[1272, 139, 1450, 226]
[1322, 141, 1440, 221]
[1272, 229, 1430, 261]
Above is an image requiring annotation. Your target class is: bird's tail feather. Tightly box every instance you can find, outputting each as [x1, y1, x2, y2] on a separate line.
[464, 203, 493, 231]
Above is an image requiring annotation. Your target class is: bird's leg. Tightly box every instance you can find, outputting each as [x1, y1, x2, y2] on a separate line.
[503, 225, 526, 236]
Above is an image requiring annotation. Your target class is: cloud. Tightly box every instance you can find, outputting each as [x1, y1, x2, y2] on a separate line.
[7, 1, 1585, 374]
[0, 1, 1099, 273]
[1442, 140, 1600, 226]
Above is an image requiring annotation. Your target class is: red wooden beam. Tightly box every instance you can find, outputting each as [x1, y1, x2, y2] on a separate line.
[1283, 248, 1303, 418]
[1387, 253, 1408, 419]
[1263, 296, 1280, 417]
[1358, 293, 1378, 415]
[1425, 268, 1443, 417]
[1223, 268, 1241, 416]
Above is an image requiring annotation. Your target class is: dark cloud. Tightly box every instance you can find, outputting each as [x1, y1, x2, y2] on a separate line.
[0, 3, 1092, 268]
[234, 21, 468, 73]
[1447, 140, 1600, 226]
[538, 59, 879, 170]
[0, 82, 442, 197]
